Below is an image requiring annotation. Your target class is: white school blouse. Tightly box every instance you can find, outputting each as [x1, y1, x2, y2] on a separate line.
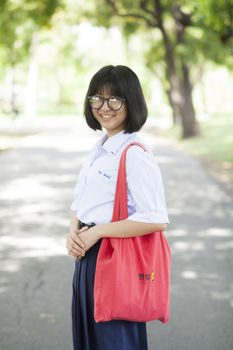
[71, 130, 169, 225]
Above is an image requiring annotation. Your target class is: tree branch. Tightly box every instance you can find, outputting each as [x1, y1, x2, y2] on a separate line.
[117, 12, 157, 27]
[172, 5, 192, 28]
[139, 0, 156, 17]
[106, 0, 158, 28]
[153, 0, 164, 31]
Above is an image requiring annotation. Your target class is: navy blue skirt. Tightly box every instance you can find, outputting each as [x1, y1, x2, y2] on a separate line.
[72, 231, 148, 350]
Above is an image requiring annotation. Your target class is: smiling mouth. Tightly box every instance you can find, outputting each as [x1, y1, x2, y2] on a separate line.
[100, 114, 115, 119]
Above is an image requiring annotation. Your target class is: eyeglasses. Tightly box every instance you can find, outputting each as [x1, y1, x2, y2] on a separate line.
[88, 95, 125, 111]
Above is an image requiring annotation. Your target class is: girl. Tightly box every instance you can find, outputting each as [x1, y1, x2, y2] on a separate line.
[66, 65, 169, 350]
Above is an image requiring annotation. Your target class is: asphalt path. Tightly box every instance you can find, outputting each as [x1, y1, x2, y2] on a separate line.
[0, 118, 232, 350]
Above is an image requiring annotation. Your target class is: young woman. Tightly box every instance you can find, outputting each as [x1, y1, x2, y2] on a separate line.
[66, 65, 169, 350]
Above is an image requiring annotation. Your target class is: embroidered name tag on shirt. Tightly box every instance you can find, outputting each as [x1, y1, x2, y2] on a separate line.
[98, 170, 112, 179]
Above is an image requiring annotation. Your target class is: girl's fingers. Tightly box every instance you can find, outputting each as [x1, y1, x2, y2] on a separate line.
[70, 246, 85, 257]
[70, 242, 85, 256]
[73, 226, 88, 236]
[67, 236, 86, 256]
[70, 251, 82, 260]
[78, 226, 89, 233]
[66, 226, 89, 257]
[72, 232, 86, 249]
[69, 246, 85, 258]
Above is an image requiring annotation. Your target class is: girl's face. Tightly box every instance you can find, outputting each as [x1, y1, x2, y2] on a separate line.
[90, 89, 127, 137]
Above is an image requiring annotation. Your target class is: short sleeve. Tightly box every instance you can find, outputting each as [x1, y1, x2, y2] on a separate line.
[126, 146, 169, 224]
[70, 165, 87, 211]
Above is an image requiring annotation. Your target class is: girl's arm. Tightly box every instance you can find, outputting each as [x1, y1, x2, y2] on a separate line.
[70, 210, 80, 232]
[95, 220, 167, 239]
[77, 220, 168, 253]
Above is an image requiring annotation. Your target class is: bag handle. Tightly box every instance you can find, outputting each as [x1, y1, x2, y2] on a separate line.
[112, 142, 147, 222]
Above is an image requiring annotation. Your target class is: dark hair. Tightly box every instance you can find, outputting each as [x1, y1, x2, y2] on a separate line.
[84, 65, 148, 133]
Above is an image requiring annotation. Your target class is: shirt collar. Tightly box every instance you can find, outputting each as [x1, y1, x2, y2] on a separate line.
[98, 130, 137, 155]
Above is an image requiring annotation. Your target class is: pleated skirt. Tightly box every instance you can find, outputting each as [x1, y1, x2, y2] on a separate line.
[72, 238, 148, 350]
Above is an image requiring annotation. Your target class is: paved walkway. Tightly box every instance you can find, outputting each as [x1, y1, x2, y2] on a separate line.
[0, 117, 232, 350]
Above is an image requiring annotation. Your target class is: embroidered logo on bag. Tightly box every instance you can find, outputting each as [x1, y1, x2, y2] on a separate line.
[138, 272, 155, 281]
[150, 271, 155, 281]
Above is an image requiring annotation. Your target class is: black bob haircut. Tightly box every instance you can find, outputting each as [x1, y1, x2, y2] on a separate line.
[84, 65, 148, 133]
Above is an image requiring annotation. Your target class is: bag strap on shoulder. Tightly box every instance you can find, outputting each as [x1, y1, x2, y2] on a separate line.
[112, 142, 148, 222]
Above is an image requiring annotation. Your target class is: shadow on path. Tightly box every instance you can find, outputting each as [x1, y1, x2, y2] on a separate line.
[0, 121, 232, 350]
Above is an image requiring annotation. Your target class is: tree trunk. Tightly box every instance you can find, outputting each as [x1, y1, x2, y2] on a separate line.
[154, 0, 183, 123]
[5, 66, 19, 118]
[180, 63, 200, 138]
[172, 4, 200, 138]
[162, 33, 199, 137]
[154, 0, 199, 138]
[166, 87, 180, 125]
[161, 31, 183, 124]
[24, 35, 38, 119]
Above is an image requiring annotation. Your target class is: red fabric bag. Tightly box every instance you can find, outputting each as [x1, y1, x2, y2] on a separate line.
[94, 142, 171, 323]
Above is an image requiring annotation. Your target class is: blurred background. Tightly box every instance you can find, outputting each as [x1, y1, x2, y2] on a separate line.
[0, 0, 232, 181]
[0, 1, 233, 350]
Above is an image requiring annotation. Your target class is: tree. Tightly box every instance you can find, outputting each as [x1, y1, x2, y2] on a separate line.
[82, 0, 233, 138]
[0, 0, 64, 66]
[194, 0, 233, 68]
[0, 0, 64, 116]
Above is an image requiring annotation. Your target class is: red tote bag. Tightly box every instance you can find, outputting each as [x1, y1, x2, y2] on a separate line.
[94, 142, 171, 323]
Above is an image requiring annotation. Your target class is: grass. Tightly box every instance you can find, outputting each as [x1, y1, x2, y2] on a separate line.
[157, 113, 233, 184]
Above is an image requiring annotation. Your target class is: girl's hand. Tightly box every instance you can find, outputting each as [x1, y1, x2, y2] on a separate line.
[66, 226, 89, 260]
[77, 225, 101, 254]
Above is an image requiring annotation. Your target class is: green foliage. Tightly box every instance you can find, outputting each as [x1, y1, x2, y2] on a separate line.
[0, 0, 64, 65]
[84, 0, 233, 70]
[121, 21, 141, 38]
[193, 0, 233, 68]
[81, 0, 113, 28]
[195, 0, 233, 33]
[145, 40, 165, 69]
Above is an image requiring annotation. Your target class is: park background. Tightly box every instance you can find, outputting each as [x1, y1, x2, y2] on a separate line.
[0, 0, 233, 183]
[0, 1, 233, 350]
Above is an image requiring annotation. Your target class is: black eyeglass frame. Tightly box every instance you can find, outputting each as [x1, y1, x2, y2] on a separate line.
[87, 95, 126, 111]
